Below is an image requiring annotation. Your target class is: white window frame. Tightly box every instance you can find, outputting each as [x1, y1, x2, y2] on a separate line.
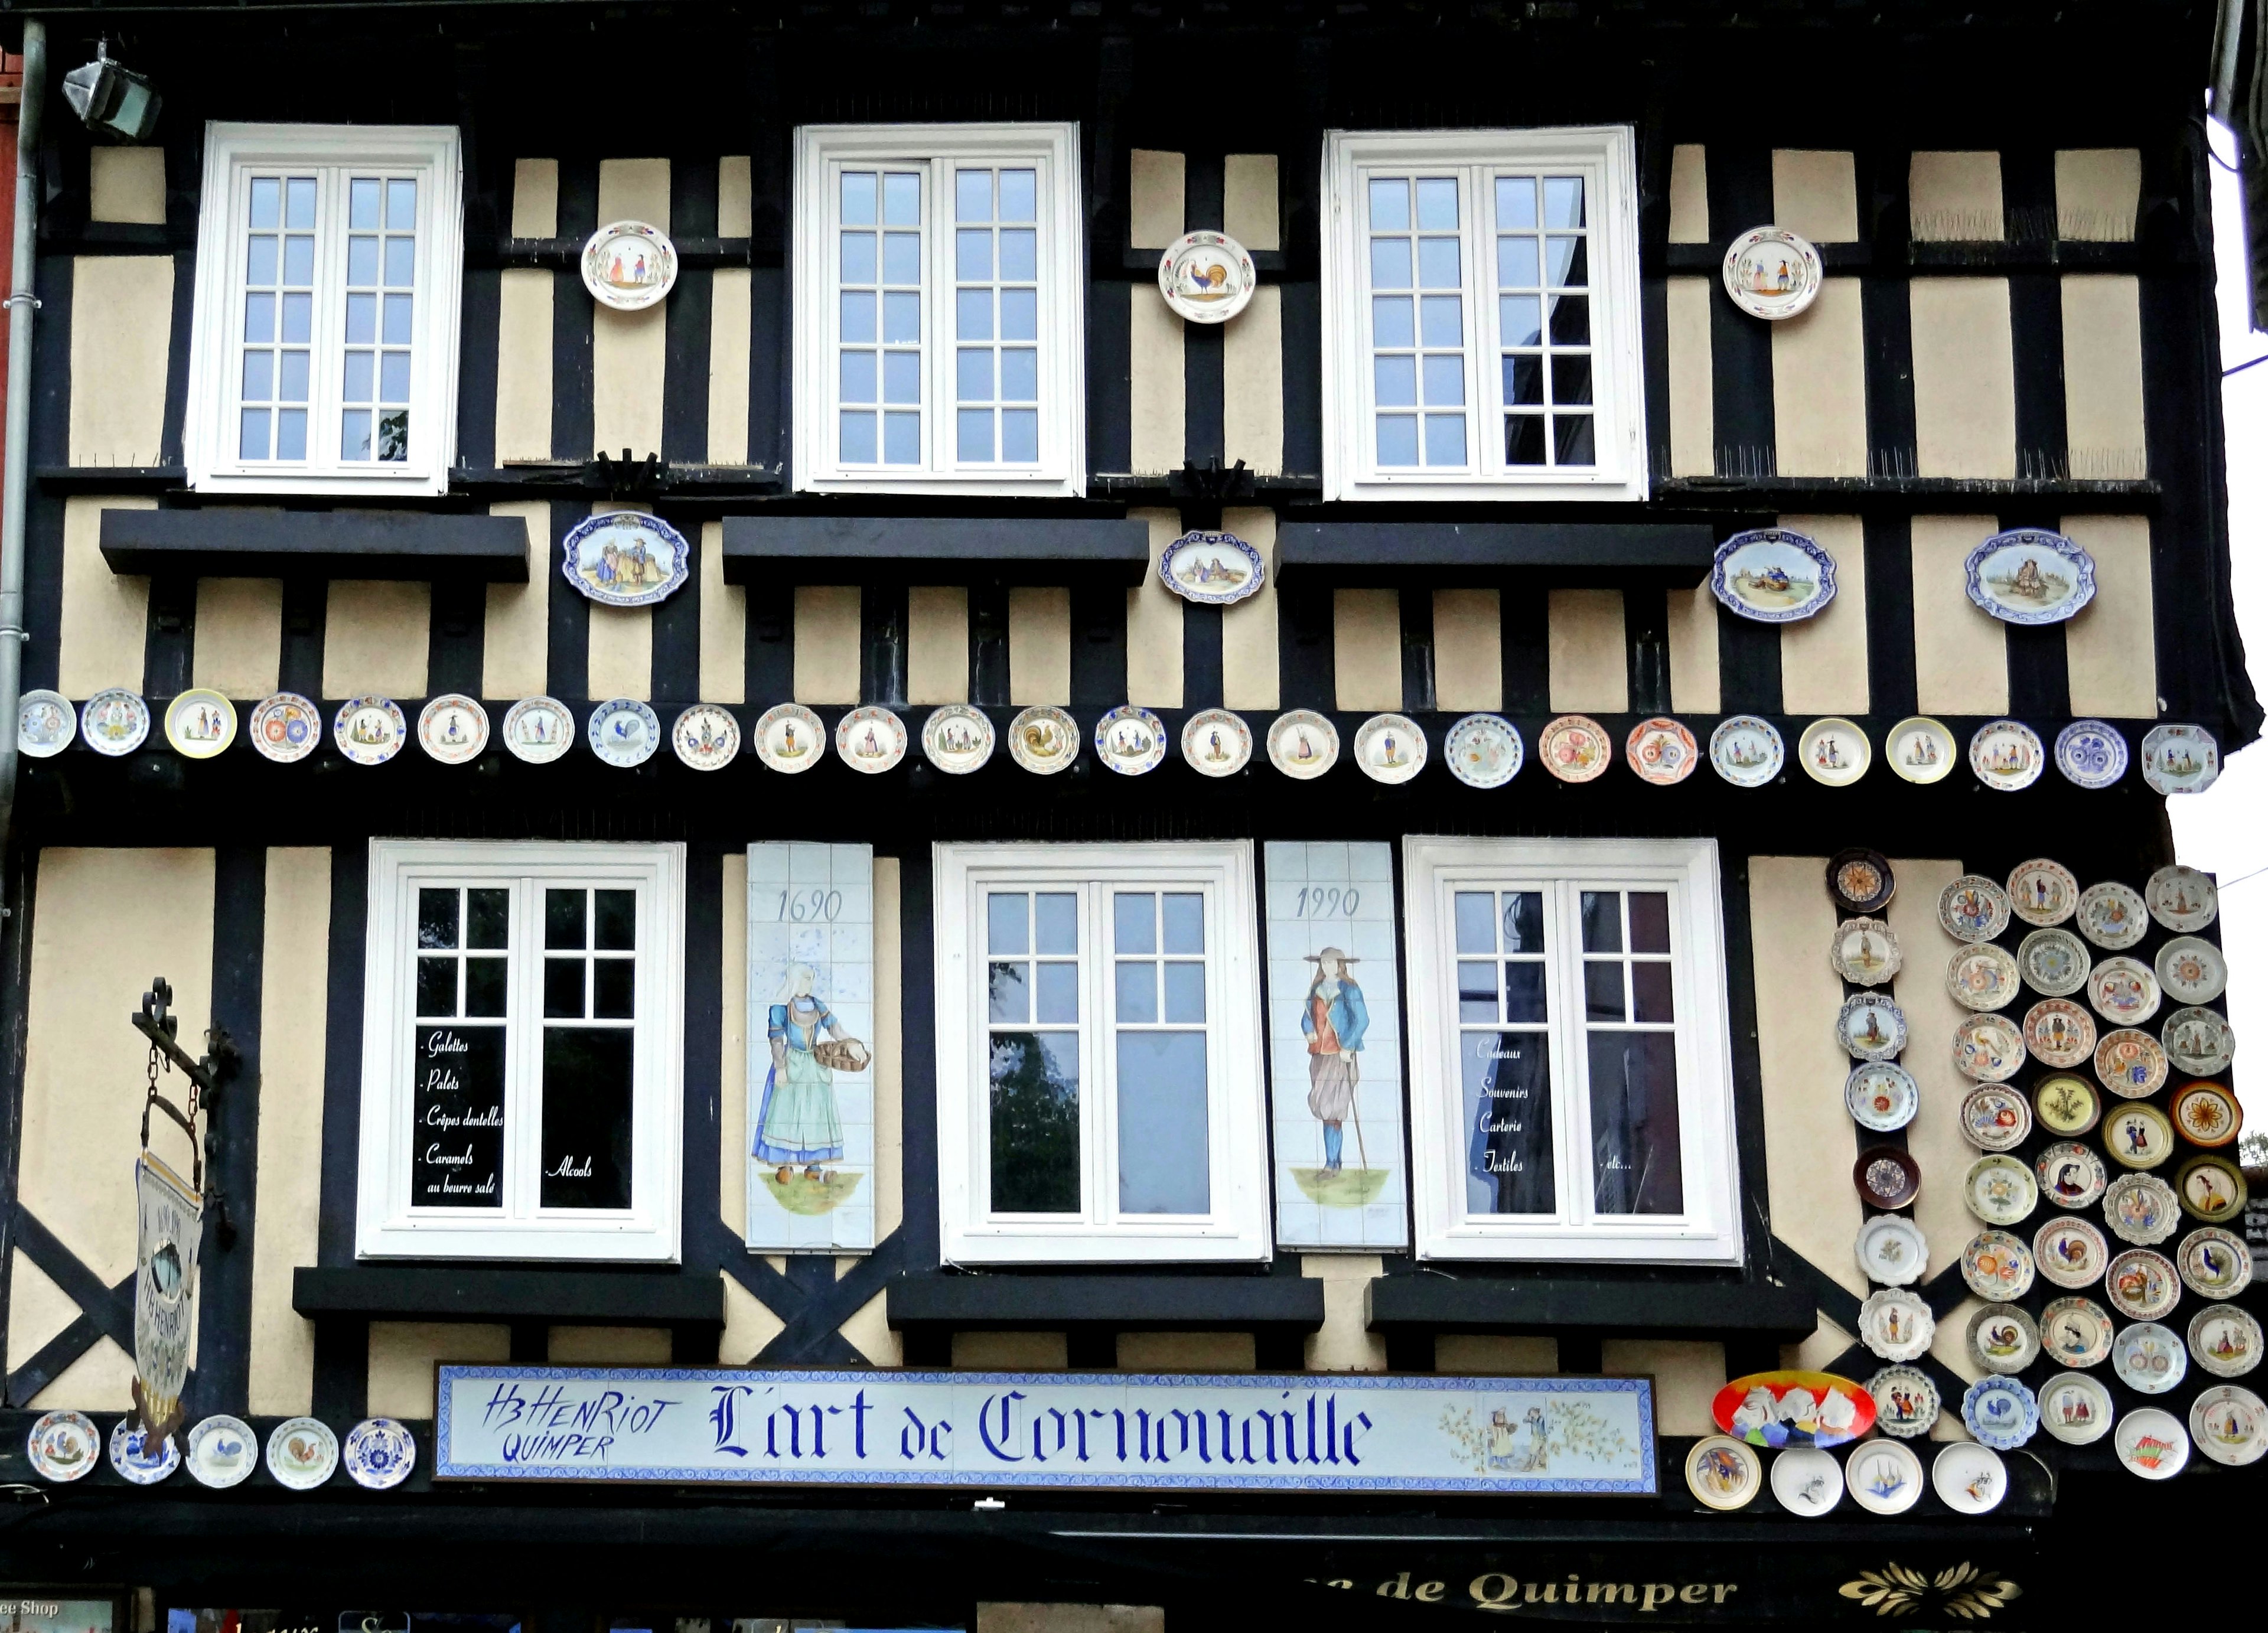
[356, 839, 685, 1263]
[185, 122, 465, 497]
[932, 841, 1269, 1263]
[1321, 126, 1648, 503]
[791, 122, 1087, 498]
[1402, 836, 1742, 1265]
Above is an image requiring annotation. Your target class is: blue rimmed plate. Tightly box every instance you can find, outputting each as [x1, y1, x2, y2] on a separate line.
[1709, 528, 1837, 622]
[2055, 719, 2128, 788]
[1965, 528, 2096, 624]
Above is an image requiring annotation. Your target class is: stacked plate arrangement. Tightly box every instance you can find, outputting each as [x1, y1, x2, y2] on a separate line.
[24, 1411, 418, 1492]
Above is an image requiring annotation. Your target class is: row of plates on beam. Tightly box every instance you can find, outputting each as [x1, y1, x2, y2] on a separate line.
[22, 685, 2226, 792]
[25, 1407, 412, 1491]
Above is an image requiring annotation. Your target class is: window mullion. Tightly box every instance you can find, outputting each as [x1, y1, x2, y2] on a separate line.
[309, 165, 350, 477]
[1554, 879, 1591, 1233]
[927, 157, 951, 480]
[1471, 162, 1500, 481]
[510, 876, 541, 1224]
[1086, 879, 1113, 1230]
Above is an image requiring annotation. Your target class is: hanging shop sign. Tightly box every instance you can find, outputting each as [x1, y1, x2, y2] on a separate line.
[582, 220, 679, 311]
[434, 1366, 1657, 1494]
[562, 512, 691, 608]
[1158, 229, 1258, 323]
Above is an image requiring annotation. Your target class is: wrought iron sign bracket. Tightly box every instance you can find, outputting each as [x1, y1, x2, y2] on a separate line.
[132, 976, 241, 1247]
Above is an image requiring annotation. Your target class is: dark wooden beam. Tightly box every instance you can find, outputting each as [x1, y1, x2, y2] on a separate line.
[293, 1266, 722, 1328]
[1273, 521, 1718, 588]
[1366, 1272, 1817, 1338]
[887, 1272, 1327, 1332]
[721, 516, 1152, 589]
[99, 507, 530, 582]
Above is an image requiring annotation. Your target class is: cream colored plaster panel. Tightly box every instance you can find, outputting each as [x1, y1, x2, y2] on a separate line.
[1910, 279, 2016, 479]
[511, 158, 561, 239]
[597, 158, 671, 230]
[1129, 149, 1185, 248]
[22, 850, 213, 1286]
[1771, 151, 1858, 242]
[708, 267, 754, 465]
[955, 1331, 1067, 1368]
[192, 579, 282, 698]
[2056, 149, 2141, 242]
[1603, 1339, 1725, 1437]
[1008, 586, 1071, 705]
[718, 156, 754, 239]
[483, 501, 552, 699]
[1219, 507, 1279, 710]
[324, 581, 430, 698]
[2061, 514, 2158, 718]
[838, 1288, 903, 1367]
[70, 257, 172, 467]
[1224, 285, 1284, 475]
[592, 306, 668, 458]
[1909, 151, 2005, 241]
[874, 857, 905, 1243]
[248, 848, 331, 1417]
[30, 1337, 136, 1410]
[1125, 509, 1184, 709]
[60, 495, 155, 696]
[1777, 514, 1868, 714]
[551, 1326, 673, 1363]
[495, 269, 556, 462]
[793, 585, 863, 704]
[908, 585, 970, 705]
[90, 148, 168, 224]
[587, 604, 653, 700]
[1666, 586, 1722, 713]
[2062, 275, 2147, 479]
[6, 1252, 79, 1374]
[1887, 857, 1983, 1263]
[1224, 154, 1281, 249]
[1436, 1334, 1557, 1373]
[1667, 145, 1708, 243]
[1128, 283, 1185, 475]
[1666, 278, 1715, 477]
[1771, 279, 1868, 477]
[979, 1606, 1161, 1633]
[1432, 588, 1502, 712]
[1334, 588, 1402, 711]
[370, 1322, 510, 1419]
[699, 519, 747, 703]
[1547, 588, 1627, 713]
[720, 852, 748, 1235]
[1117, 1331, 1255, 1371]
[1749, 856, 1863, 1297]
[1911, 514, 2008, 715]
[721, 1270, 785, 1364]
[1301, 1255, 1387, 1371]
[1930, 1294, 1986, 1390]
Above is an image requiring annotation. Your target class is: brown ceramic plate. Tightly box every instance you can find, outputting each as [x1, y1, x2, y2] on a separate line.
[1856, 1145, 1924, 1210]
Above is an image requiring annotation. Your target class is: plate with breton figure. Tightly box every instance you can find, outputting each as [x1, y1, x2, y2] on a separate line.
[2162, 1005, 2234, 1075]
[2175, 1155, 2247, 1223]
[2103, 1103, 2176, 1170]
[2040, 1296, 2116, 1368]
[2107, 1249, 2182, 1321]
[2018, 928, 2091, 999]
[1970, 719, 2045, 791]
[1832, 917, 1901, 986]
[1965, 527, 2096, 624]
[1797, 716, 1871, 786]
[2189, 1305, 2264, 1379]
[2035, 1141, 2107, 1210]
[2140, 722, 2221, 795]
[1179, 708, 1252, 778]
[2146, 863, 2218, 931]
[2040, 1372, 2115, 1445]
[1885, 715, 1958, 784]
[1867, 1366, 1941, 1438]
[2022, 999, 2094, 1068]
[2191, 1385, 2268, 1466]
[1837, 992, 1908, 1061]
[1939, 874, 2012, 943]
[2008, 858, 2080, 925]
[1708, 714, 1784, 787]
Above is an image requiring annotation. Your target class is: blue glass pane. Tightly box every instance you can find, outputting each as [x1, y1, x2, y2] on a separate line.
[1114, 892, 1155, 954]
[246, 236, 278, 285]
[285, 177, 316, 228]
[386, 177, 416, 230]
[1034, 959, 1078, 1024]
[956, 168, 992, 223]
[956, 347, 993, 402]
[275, 406, 307, 460]
[1000, 288, 1037, 340]
[1368, 177, 1409, 231]
[1454, 892, 1495, 954]
[343, 351, 373, 402]
[839, 231, 877, 284]
[882, 410, 920, 464]
[383, 294, 413, 344]
[1001, 408, 1037, 462]
[881, 231, 920, 286]
[1420, 294, 1463, 347]
[341, 408, 372, 461]
[249, 177, 280, 229]
[988, 893, 1028, 954]
[999, 228, 1037, 282]
[840, 171, 877, 225]
[1501, 294, 1543, 347]
[1588, 1031, 1682, 1214]
[957, 289, 993, 340]
[839, 290, 875, 343]
[1368, 237, 1412, 290]
[1546, 236, 1586, 287]
[882, 291, 920, 343]
[283, 234, 314, 285]
[1425, 412, 1468, 465]
[282, 293, 312, 343]
[1417, 236, 1460, 288]
[1376, 414, 1418, 465]
[1416, 176, 1459, 229]
[882, 171, 920, 226]
[1371, 295, 1413, 348]
[956, 228, 992, 282]
[278, 350, 308, 402]
[348, 235, 378, 285]
[1115, 960, 1156, 1025]
[957, 407, 993, 462]
[1116, 1032, 1210, 1214]
[1548, 294, 1590, 345]
[1458, 961, 1497, 1023]
[1496, 175, 1538, 227]
[1423, 354, 1466, 406]
[999, 347, 1037, 402]
[1498, 236, 1540, 288]
[999, 169, 1037, 222]
[1506, 354, 1544, 406]
[882, 350, 920, 405]
[988, 962, 1029, 1024]
[243, 292, 275, 343]
[1036, 892, 1077, 954]
[839, 348, 876, 403]
[345, 294, 376, 344]
[239, 407, 270, 459]
[384, 236, 415, 288]
[241, 350, 273, 402]
[839, 409, 876, 463]
[379, 351, 411, 402]
[1505, 961, 1548, 1024]
[350, 177, 380, 229]
[1543, 176, 1586, 229]
[1162, 961, 1205, 1024]
[1373, 354, 1416, 407]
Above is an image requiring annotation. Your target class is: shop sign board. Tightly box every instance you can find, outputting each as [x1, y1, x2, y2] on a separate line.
[434, 1367, 1656, 1495]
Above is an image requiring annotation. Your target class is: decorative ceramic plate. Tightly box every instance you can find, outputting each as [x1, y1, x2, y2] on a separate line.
[249, 692, 323, 764]
[1796, 716, 1870, 786]
[333, 696, 407, 765]
[343, 1416, 418, 1489]
[1352, 712, 1426, 784]
[184, 1413, 260, 1489]
[1770, 1446, 1844, 1517]
[17, 688, 76, 758]
[500, 696, 576, 764]
[1537, 714, 1612, 783]
[2155, 936, 2228, 1006]
[2039, 1296, 2116, 1368]
[1961, 1373, 2039, 1445]
[2106, 1248, 2181, 1319]
[1939, 874, 2012, 944]
[2018, 930, 2091, 1000]
[1845, 1437, 1924, 1516]
[1709, 714, 1784, 787]
[2146, 863, 2219, 932]
[923, 703, 997, 775]
[2094, 1028, 2168, 1098]
[2036, 1141, 2107, 1210]
[2188, 1305, 2263, 1378]
[1265, 709, 1338, 780]
[1721, 230, 1826, 322]
[1859, 1288, 1935, 1361]
[1005, 705, 1078, 775]
[1961, 1228, 2033, 1299]
[1837, 992, 1908, 1061]
[1443, 713, 1521, 788]
[2175, 1155, 2247, 1223]
[1966, 1154, 2038, 1227]
[266, 1416, 339, 1489]
[1710, 1370, 1877, 1449]
[1624, 716, 1697, 785]
[1832, 917, 1902, 986]
[2104, 1105, 2176, 1171]
[1961, 1086, 2032, 1153]
[1858, 1212, 1930, 1286]
[2040, 1371, 2115, 1445]
[2034, 1074, 2101, 1139]
[417, 694, 489, 765]
[2113, 1406, 2189, 1478]
[109, 1417, 179, 1485]
[1970, 719, 2045, 791]
[1158, 230, 1258, 324]
[2007, 858, 2080, 925]
[165, 688, 237, 759]
[1179, 708, 1250, 778]
[2171, 1084, 2241, 1152]
[1156, 528, 1265, 601]
[581, 219, 677, 311]
[1965, 527, 2096, 624]
[558, 509, 690, 607]
[25, 1409, 100, 1482]
[2076, 881, 2149, 950]
[1827, 849, 1896, 915]
[2088, 956, 2161, 1025]
[2178, 1226, 2253, 1300]
[1709, 527, 1836, 620]
[1846, 1061, 1921, 1132]
[2140, 722, 2220, 795]
[1884, 715, 1958, 784]
[1684, 1435, 1764, 1510]
[2105, 1174, 2181, 1247]
[2191, 1384, 2268, 1466]
[2162, 1006, 2235, 1076]
[1855, 1145, 1922, 1210]
[2111, 1322, 2188, 1394]
[1932, 1442, 2008, 1513]
[747, 702, 825, 773]
[80, 688, 151, 756]
[1946, 943, 2019, 1012]
[1969, 1303, 2041, 1375]
[586, 698, 661, 768]
[2055, 718, 2129, 789]
[671, 703, 741, 771]
[2035, 1215, 2110, 1288]
[838, 705, 911, 774]
[1866, 1366, 1941, 1438]
[2022, 999, 2094, 1067]
[1952, 1011, 2025, 1083]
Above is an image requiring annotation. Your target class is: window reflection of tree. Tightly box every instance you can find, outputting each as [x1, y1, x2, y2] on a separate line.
[989, 1034, 1081, 1213]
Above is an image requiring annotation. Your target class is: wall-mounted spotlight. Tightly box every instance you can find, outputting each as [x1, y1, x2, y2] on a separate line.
[62, 39, 161, 143]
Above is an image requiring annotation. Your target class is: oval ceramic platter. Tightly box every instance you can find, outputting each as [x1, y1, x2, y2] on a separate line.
[558, 508, 690, 606]
[1156, 528, 1265, 601]
[1964, 527, 2096, 624]
[1709, 1370, 1877, 1449]
[581, 220, 678, 311]
[1709, 527, 1836, 621]
[1158, 232, 1259, 324]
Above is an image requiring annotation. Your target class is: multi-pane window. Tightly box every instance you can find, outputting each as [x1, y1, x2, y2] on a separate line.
[953, 167, 1041, 465]
[1494, 174, 1594, 468]
[339, 175, 419, 464]
[1407, 838, 1739, 1264]
[836, 168, 924, 466]
[237, 175, 315, 463]
[1366, 174, 1469, 468]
